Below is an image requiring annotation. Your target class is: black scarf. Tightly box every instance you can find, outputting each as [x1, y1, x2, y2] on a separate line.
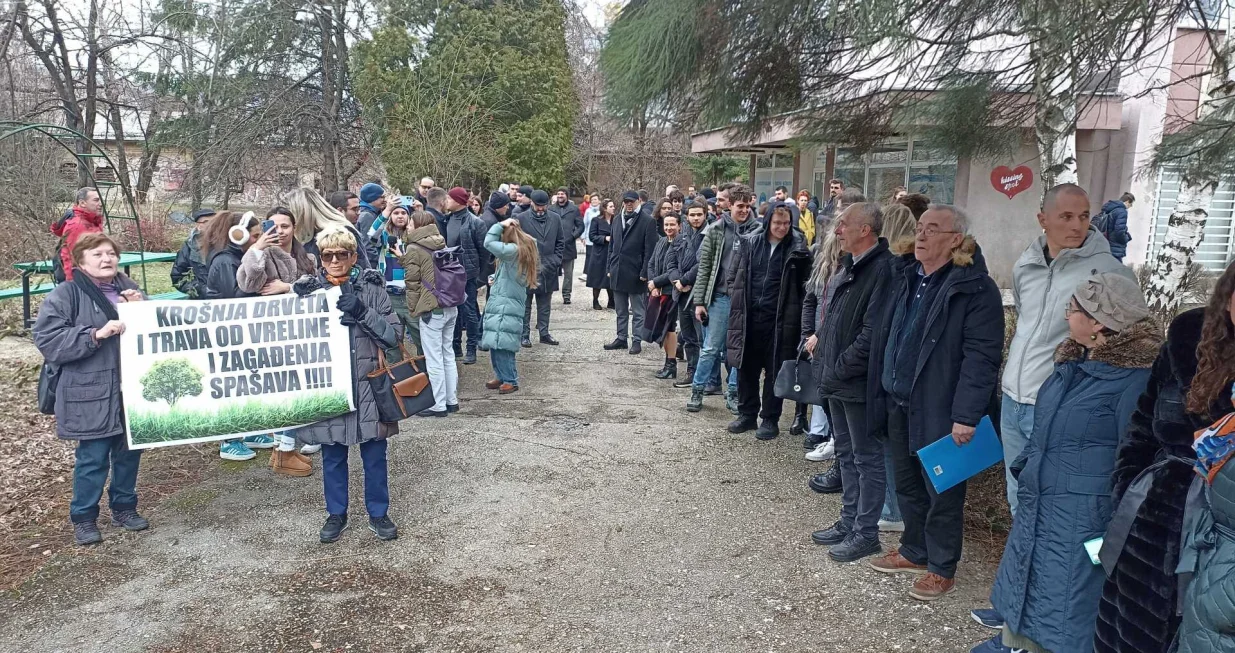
[73, 272, 121, 321]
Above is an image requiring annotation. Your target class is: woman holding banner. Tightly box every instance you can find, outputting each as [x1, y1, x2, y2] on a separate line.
[34, 232, 149, 546]
[293, 225, 402, 543]
[237, 206, 321, 476]
[201, 210, 278, 461]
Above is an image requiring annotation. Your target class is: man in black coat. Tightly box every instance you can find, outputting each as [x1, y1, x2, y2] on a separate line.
[604, 190, 659, 355]
[667, 202, 708, 387]
[804, 203, 894, 564]
[443, 186, 488, 363]
[724, 205, 811, 440]
[479, 191, 511, 282]
[517, 190, 565, 346]
[551, 187, 584, 305]
[864, 205, 1004, 602]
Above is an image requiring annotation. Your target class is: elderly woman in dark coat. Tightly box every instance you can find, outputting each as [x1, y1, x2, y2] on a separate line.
[986, 273, 1160, 653]
[34, 233, 148, 546]
[1094, 258, 1235, 653]
[292, 225, 402, 544]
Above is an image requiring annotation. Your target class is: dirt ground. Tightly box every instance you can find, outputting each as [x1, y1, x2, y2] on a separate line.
[0, 292, 1000, 652]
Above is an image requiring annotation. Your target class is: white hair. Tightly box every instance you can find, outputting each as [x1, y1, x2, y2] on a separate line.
[928, 204, 970, 236]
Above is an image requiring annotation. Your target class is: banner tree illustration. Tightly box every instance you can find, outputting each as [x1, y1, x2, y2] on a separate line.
[117, 289, 355, 449]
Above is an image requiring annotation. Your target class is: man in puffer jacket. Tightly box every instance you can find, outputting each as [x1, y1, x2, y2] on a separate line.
[1097, 193, 1134, 261]
[1001, 184, 1134, 516]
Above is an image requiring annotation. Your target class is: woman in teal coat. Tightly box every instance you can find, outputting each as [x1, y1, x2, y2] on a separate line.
[987, 273, 1160, 653]
[480, 219, 539, 393]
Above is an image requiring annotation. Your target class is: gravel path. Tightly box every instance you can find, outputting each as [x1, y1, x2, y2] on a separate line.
[0, 293, 997, 652]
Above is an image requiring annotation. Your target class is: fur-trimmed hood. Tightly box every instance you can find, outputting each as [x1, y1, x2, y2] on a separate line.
[1054, 317, 1164, 368]
[891, 235, 979, 267]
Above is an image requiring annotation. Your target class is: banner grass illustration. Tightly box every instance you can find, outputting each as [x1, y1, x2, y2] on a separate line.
[128, 392, 351, 445]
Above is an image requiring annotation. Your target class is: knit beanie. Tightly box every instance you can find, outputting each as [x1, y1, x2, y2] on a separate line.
[359, 183, 384, 204]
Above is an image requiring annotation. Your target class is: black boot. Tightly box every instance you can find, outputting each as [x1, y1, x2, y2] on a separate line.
[593, 299, 603, 310]
[674, 346, 698, 388]
[790, 403, 809, 435]
[675, 343, 685, 361]
[655, 358, 677, 379]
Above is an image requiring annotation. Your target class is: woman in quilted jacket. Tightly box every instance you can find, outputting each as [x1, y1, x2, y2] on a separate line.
[293, 226, 401, 544]
[985, 273, 1160, 653]
[393, 210, 456, 416]
[480, 218, 538, 394]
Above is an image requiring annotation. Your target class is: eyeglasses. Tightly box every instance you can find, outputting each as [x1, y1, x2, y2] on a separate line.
[320, 251, 353, 263]
[1064, 303, 1081, 317]
[915, 224, 960, 238]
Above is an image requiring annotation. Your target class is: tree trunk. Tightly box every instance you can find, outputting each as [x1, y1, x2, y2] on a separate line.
[1145, 179, 1213, 313]
[1031, 38, 1078, 191]
[1146, 43, 1235, 313]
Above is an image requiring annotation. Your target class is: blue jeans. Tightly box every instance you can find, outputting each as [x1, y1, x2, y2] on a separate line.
[692, 294, 734, 389]
[321, 439, 389, 518]
[70, 434, 142, 523]
[1000, 393, 1035, 516]
[491, 348, 518, 385]
[453, 278, 482, 351]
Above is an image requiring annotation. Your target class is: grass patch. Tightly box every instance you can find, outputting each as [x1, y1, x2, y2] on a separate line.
[128, 392, 350, 445]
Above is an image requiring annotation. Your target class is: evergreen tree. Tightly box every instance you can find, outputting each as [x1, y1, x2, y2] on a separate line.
[357, 0, 577, 190]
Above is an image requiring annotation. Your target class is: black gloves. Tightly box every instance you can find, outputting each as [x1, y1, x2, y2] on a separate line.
[293, 275, 323, 297]
[336, 293, 367, 319]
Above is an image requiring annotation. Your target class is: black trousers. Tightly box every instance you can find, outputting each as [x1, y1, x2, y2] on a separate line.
[523, 289, 552, 338]
[736, 323, 782, 422]
[887, 403, 966, 578]
[676, 299, 700, 349]
[830, 399, 886, 540]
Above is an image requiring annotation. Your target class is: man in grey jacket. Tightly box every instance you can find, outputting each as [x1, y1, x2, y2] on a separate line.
[1001, 183, 1134, 514]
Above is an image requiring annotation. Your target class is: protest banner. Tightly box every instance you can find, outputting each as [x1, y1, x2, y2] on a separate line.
[117, 289, 354, 449]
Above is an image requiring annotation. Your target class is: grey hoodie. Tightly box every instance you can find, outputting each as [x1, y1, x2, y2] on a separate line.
[1001, 227, 1134, 404]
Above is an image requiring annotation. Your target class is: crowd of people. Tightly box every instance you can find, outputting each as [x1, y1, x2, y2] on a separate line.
[32, 173, 1235, 652]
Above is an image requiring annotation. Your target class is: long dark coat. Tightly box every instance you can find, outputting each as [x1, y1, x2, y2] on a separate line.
[518, 208, 565, 293]
[552, 201, 584, 262]
[991, 321, 1161, 653]
[607, 211, 658, 294]
[1094, 307, 1231, 653]
[586, 217, 612, 289]
[724, 229, 811, 370]
[295, 270, 402, 447]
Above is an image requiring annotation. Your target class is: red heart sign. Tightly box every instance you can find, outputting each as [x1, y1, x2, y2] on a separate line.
[991, 165, 1034, 199]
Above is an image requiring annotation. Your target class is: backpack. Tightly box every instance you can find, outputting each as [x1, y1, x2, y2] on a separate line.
[412, 243, 467, 308]
[1092, 209, 1115, 242]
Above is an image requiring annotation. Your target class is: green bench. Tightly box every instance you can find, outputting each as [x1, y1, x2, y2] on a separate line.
[0, 281, 56, 301]
[150, 290, 188, 300]
[3, 285, 186, 328]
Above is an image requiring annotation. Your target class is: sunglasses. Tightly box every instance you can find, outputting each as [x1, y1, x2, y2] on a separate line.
[320, 251, 354, 263]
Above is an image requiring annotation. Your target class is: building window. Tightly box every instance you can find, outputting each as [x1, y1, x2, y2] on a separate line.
[813, 138, 956, 204]
[754, 151, 795, 202]
[278, 169, 299, 191]
[1148, 168, 1235, 271]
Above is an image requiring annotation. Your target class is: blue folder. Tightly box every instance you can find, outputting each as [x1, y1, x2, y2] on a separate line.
[915, 416, 1001, 493]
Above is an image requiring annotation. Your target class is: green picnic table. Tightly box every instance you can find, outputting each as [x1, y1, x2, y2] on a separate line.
[10, 251, 178, 327]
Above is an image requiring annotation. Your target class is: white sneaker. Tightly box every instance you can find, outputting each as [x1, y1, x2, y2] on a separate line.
[805, 440, 835, 462]
[300, 444, 322, 455]
[878, 519, 905, 532]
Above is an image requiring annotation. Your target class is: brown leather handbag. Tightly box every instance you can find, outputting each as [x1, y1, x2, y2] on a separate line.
[366, 344, 434, 421]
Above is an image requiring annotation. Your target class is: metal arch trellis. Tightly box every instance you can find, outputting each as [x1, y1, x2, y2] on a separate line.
[0, 121, 149, 291]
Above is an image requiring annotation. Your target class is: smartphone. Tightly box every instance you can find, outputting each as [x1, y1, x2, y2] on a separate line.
[261, 219, 276, 232]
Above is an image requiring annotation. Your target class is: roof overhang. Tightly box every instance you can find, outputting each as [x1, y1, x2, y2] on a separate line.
[691, 92, 1124, 154]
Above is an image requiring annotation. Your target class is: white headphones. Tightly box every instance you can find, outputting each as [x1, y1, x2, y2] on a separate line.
[228, 211, 258, 246]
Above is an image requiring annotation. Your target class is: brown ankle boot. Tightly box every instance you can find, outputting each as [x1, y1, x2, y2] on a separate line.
[270, 449, 313, 477]
[498, 383, 519, 394]
[485, 379, 502, 390]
